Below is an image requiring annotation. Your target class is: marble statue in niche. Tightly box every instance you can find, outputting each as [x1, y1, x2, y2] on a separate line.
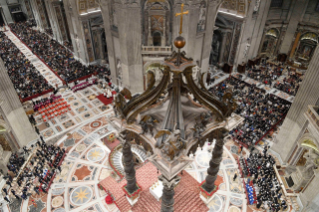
[197, 1, 206, 32]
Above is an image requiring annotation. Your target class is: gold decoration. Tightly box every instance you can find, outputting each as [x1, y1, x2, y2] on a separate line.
[175, 3, 189, 35]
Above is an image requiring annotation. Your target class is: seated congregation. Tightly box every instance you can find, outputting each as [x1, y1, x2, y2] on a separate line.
[9, 21, 110, 83]
[0, 31, 53, 100]
[2, 138, 66, 204]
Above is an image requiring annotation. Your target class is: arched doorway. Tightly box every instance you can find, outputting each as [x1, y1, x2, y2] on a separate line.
[153, 31, 162, 46]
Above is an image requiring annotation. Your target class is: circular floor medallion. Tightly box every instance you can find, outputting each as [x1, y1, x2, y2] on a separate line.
[70, 186, 93, 206]
[195, 150, 212, 168]
[90, 121, 102, 128]
[87, 147, 105, 162]
[76, 144, 87, 152]
[228, 206, 240, 212]
[207, 194, 222, 212]
[52, 196, 64, 208]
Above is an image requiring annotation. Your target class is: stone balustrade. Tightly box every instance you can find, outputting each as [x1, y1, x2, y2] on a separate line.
[141, 46, 172, 56]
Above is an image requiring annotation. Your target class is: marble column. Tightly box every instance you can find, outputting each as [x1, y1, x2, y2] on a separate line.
[99, 1, 117, 84]
[0, 59, 38, 148]
[115, 1, 143, 94]
[271, 45, 319, 162]
[279, 0, 309, 54]
[200, 0, 224, 74]
[159, 175, 181, 212]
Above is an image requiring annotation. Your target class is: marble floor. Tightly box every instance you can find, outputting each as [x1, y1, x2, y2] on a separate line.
[2, 110, 302, 211]
[0, 33, 302, 211]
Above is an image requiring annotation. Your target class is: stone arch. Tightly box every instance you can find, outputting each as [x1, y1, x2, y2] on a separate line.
[289, 132, 319, 166]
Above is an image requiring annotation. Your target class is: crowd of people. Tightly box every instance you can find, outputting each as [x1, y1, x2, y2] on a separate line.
[239, 146, 288, 211]
[273, 70, 303, 96]
[2, 139, 65, 204]
[210, 77, 291, 147]
[247, 63, 283, 87]
[9, 21, 110, 83]
[0, 31, 53, 99]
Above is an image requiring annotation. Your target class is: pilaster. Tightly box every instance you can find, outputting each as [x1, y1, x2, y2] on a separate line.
[66, 0, 89, 64]
[271, 45, 319, 162]
[44, 0, 63, 42]
[200, 0, 223, 73]
[115, 1, 143, 94]
[249, 0, 272, 58]
[279, 0, 310, 54]
[100, 1, 118, 87]
[0, 0, 13, 23]
[0, 59, 38, 148]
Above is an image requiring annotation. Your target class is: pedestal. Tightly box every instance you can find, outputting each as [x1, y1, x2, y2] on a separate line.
[199, 181, 219, 204]
[122, 183, 142, 206]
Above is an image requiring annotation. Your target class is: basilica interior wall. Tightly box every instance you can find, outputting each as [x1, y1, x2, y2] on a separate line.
[267, 0, 292, 21]
[0, 0, 15, 23]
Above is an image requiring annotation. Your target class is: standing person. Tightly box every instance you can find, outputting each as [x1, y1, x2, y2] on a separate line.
[233, 173, 238, 181]
[35, 126, 40, 135]
[4, 195, 10, 204]
[2, 187, 8, 195]
[40, 135, 45, 143]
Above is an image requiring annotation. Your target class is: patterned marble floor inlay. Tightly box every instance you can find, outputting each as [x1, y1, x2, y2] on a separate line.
[70, 186, 93, 206]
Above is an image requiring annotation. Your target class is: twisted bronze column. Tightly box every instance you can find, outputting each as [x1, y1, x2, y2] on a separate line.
[122, 139, 138, 193]
[202, 128, 228, 192]
[159, 175, 180, 212]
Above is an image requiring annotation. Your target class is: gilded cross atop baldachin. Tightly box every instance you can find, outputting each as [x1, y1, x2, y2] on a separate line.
[175, 3, 189, 35]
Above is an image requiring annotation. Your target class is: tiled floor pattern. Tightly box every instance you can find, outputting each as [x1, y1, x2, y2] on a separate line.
[30, 85, 113, 142]
[3, 114, 301, 212]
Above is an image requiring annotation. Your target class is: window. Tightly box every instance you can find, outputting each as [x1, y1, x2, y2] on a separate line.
[270, 0, 283, 8]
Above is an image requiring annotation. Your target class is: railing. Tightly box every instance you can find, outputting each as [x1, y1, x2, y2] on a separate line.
[141, 46, 172, 55]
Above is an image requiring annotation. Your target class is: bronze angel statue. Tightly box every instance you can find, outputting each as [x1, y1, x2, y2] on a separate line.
[154, 127, 186, 160]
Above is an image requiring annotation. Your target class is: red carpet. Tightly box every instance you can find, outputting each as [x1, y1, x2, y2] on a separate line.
[99, 162, 211, 212]
[97, 94, 114, 106]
